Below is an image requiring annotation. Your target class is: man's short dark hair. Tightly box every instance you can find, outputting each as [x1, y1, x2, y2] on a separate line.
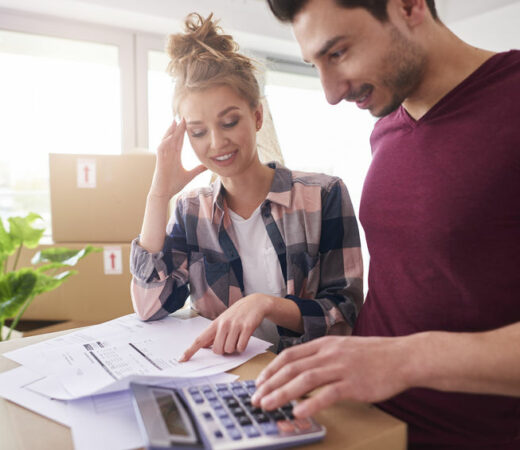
[267, 0, 438, 22]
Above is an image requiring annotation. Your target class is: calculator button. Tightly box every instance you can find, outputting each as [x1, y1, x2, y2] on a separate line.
[188, 387, 199, 395]
[217, 389, 233, 399]
[214, 430, 223, 439]
[242, 425, 260, 438]
[227, 427, 242, 440]
[220, 416, 235, 428]
[248, 406, 263, 415]
[204, 391, 217, 401]
[210, 399, 222, 409]
[225, 398, 239, 408]
[277, 420, 296, 434]
[231, 407, 245, 417]
[245, 380, 256, 388]
[252, 412, 269, 423]
[268, 410, 285, 421]
[232, 387, 248, 397]
[214, 406, 227, 418]
[260, 422, 279, 435]
[202, 412, 213, 421]
[191, 393, 204, 404]
[231, 382, 242, 388]
[238, 415, 252, 426]
[246, 386, 256, 395]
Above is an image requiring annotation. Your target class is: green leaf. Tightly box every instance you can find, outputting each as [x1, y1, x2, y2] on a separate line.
[35, 262, 68, 273]
[32, 245, 101, 266]
[32, 270, 77, 296]
[0, 270, 38, 319]
[8, 213, 45, 249]
[0, 219, 15, 270]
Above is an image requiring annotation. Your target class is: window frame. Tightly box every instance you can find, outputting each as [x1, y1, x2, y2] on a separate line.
[0, 8, 136, 153]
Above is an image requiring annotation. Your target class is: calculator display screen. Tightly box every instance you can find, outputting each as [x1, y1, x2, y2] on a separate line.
[153, 391, 189, 437]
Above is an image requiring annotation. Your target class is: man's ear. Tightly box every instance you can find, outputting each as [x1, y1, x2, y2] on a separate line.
[391, 0, 429, 27]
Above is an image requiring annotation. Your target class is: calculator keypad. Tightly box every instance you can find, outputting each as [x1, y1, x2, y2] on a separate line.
[183, 380, 324, 448]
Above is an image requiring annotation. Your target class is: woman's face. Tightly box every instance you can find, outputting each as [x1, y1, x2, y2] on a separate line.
[180, 85, 262, 178]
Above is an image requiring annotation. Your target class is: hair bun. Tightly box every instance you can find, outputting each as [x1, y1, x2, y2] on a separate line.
[166, 12, 261, 114]
[167, 13, 238, 80]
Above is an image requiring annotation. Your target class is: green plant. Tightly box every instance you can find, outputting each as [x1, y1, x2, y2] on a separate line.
[0, 213, 100, 341]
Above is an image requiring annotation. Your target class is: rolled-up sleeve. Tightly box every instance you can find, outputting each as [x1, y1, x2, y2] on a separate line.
[130, 198, 191, 321]
[279, 178, 364, 349]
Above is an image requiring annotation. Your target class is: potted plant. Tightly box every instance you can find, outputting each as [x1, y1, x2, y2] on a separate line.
[0, 213, 100, 341]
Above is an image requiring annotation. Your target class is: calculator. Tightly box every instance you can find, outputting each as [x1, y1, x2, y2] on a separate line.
[130, 380, 326, 449]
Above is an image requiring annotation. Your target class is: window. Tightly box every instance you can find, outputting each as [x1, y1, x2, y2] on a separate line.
[0, 29, 121, 230]
[265, 70, 374, 216]
[146, 49, 212, 191]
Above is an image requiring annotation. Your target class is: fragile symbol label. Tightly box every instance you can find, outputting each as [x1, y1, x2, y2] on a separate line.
[77, 158, 96, 188]
[103, 246, 123, 275]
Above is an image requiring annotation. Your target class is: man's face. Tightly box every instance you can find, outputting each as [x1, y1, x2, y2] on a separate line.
[293, 0, 426, 117]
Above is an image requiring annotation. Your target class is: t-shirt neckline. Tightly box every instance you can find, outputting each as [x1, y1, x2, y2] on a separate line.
[228, 204, 262, 223]
[399, 51, 509, 127]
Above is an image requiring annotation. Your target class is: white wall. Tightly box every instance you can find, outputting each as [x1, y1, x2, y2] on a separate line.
[2, 0, 519, 59]
[447, 2, 520, 51]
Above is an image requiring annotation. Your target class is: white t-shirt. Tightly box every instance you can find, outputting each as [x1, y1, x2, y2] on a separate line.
[229, 206, 286, 348]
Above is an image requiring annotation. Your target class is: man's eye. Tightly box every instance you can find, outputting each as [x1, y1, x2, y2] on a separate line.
[222, 119, 238, 128]
[330, 49, 346, 59]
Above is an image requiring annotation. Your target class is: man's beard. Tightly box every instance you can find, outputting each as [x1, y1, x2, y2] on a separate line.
[373, 25, 427, 118]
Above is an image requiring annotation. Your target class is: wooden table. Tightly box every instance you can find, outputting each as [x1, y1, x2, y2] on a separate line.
[0, 317, 407, 450]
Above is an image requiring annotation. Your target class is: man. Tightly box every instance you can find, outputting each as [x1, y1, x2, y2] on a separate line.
[252, 0, 520, 448]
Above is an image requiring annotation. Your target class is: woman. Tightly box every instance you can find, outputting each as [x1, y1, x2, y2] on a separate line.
[130, 13, 363, 360]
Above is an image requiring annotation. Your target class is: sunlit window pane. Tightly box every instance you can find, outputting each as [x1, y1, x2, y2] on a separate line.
[0, 29, 121, 231]
[147, 50, 212, 190]
[265, 70, 374, 214]
[148, 50, 174, 153]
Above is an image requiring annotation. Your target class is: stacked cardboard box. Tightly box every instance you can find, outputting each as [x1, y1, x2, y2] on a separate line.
[23, 153, 156, 322]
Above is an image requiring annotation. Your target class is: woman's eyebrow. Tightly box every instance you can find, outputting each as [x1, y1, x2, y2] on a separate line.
[218, 106, 239, 117]
[186, 106, 240, 125]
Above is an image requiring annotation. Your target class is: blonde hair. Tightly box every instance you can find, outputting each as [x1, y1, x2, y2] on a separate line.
[167, 13, 261, 115]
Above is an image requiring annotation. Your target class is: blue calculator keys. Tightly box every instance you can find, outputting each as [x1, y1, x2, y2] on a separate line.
[131, 380, 326, 449]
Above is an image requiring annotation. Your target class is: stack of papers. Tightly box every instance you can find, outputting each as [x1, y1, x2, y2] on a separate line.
[0, 313, 271, 449]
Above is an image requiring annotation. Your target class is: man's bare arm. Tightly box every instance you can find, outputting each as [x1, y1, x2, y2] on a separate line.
[251, 322, 520, 418]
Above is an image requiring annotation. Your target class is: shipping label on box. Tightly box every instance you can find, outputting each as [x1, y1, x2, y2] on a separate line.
[76, 158, 97, 188]
[103, 246, 123, 275]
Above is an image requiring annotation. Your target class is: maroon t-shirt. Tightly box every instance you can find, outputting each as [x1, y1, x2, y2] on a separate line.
[355, 50, 520, 449]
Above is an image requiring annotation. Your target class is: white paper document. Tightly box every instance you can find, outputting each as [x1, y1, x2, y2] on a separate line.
[68, 373, 238, 450]
[0, 365, 238, 450]
[4, 314, 270, 399]
[0, 366, 70, 426]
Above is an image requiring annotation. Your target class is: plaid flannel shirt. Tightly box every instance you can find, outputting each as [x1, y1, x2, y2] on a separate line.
[130, 162, 363, 350]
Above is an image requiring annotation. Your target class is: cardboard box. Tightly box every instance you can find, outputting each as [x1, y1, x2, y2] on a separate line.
[18, 241, 134, 322]
[49, 153, 156, 243]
